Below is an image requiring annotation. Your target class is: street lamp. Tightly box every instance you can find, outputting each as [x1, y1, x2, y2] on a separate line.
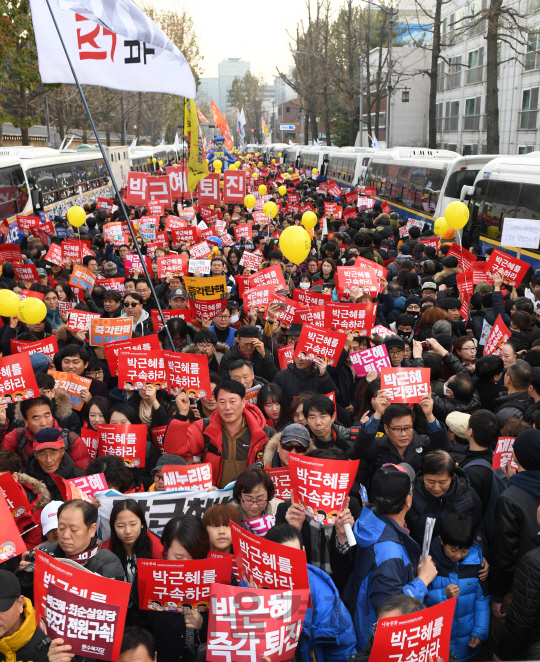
[367, 2, 399, 148]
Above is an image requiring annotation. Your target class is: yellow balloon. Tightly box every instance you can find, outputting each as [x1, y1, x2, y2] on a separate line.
[235, 161, 241, 168]
[279, 226, 311, 265]
[312, 168, 318, 175]
[152, 158, 157, 163]
[158, 160, 163, 166]
[252, 172, 258, 179]
[301, 211, 318, 230]
[258, 185, 267, 196]
[444, 201, 470, 230]
[278, 153, 282, 157]
[147, 158, 152, 164]
[487, 225, 500, 238]
[257, 161, 263, 168]
[433, 217, 449, 237]
[271, 159, 276, 164]
[244, 194, 257, 209]
[18, 297, 47, 325]
[278, 185, 287, 196]
[263, 201, 278, 219]
[205, 159, 209, 164]
[0, 290, 22, 317]
[213, 159, 222, 171]
[67, 205, 86, 228]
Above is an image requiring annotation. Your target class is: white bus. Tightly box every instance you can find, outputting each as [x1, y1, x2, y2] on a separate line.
[462, 153, 540, 271]
[363, 149, 495, 228]
[326, 148, 378, 188]
[0, 146, 129, 222]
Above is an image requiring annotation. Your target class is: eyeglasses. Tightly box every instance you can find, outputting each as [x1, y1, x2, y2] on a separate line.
[124, 302, 140, 307]
[86, 370, 103, 378]
[216, 314, 231, 319]
[197, 342, 214, 349]
[35, 449, 63, 459]
[241, 495, 268, 505]
[388, 350, 404, 357]
[281, 442, 309, 453]
[461, 346, 476, 352]
[388, 425, 414, 434]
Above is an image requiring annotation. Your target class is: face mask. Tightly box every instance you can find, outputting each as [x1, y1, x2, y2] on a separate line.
[397, 330, 410, 339]
[408, 311, 420, 321]
[443, 382, 452, 397]
[230, 314, 239, 324]
[299, 282, 310, 290]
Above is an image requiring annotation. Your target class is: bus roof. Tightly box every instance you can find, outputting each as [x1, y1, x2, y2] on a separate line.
[474, 153, 540, 184]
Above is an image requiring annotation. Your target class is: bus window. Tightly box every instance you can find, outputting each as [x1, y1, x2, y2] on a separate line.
[444, 169, 480, 199]
[10, 166, 28, 213]
[481, 179, 520, 236]
[0, 168, 17, 218]
[425, 167, 446, 211]
[409, 167, 427, 209]
[29, 167, 56, 193]
[54, 165, 73, 190]
[463, 178, 489, 248]
[72, 163, 87, 185]
[515, 183, 540, 220]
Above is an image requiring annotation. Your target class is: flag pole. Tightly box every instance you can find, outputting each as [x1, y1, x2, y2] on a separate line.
[43, 0, 175, 351]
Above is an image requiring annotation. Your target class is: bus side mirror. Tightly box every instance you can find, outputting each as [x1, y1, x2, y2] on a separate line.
[460, 185, 476, 201]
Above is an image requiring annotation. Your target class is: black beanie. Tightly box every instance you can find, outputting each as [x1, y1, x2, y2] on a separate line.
[514, 429, 540, 471]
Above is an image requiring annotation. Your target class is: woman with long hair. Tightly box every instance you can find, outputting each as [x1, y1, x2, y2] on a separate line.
[317, 258, 336, 288]
[414, 306, 445, 342]
[81, 396, 112, 431]
[226, 247, 242, 275]
[148, 515, 210, 662]
[453, 335, 478, 369]
[257, 383, 291, 431]
[510, 310, 533, 353]
[55, 281, 77, 303]
[201, 504, 242, 553]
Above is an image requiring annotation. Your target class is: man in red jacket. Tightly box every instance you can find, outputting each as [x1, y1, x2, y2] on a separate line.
[164, 379, 274, 488]
[0, 397, 89, 470]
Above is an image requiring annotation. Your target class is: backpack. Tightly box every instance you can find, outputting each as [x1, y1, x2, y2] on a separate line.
[466, 458, 508, 539]
[17, 427, 72, 466]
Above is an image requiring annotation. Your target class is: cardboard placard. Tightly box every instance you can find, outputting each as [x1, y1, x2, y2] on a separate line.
[293, 304, 326, 328]
[157, 254, 188, 278]
[184, 275, 227, 301]
[13, 263, 39, 283]
[81, 428, 99, 460]
[335, 265, 379, 298]
[0, 492, 27, 562]
[117, 350, 167, 390]
[484, 314, 511, 356]
[89, 318, 133, 347]
[150, 308, 192, 331]
[500, 218, 540, 249]
[97, 423, 147, 468]
[103, 335, 161, 377]
[0, 354, 39, 403]
[265, 467, 291, 501]
[0, 472, 31, 518]
[293, 324, 347, 366]
[380, 367, 431, 403]
[162, 463, 213, 491]
[277, 344, 295, 370]
[48, 371, 92, 411]
[163, 351, 212, 399]
[350, 344, 391, 377]
[325, 302, 378, 336]
[486, 248, 529, 288]
[247, 265, 287, 290]
[10, 337, 58, 361]
[67, 310, 101, 333]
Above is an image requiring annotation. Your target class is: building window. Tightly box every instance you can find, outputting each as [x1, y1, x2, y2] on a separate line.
[463, 144, 479, 155]
[518, 145, 535, 153]
[446, 56, 462, 89]
[469, 0, 486, 36]
[286, 106, 290, 113]
[525, 34, 539, 71]
[519, 88, 539, 129]
[466, 47, 484, 84]
[444, 100, 460, 131]
[464, 96, 481, 130]
[436, 102, 443, 133]
[437, 60, 445, 92]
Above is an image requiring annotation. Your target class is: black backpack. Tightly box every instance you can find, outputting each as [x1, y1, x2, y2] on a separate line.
[465, 458, 508, 539]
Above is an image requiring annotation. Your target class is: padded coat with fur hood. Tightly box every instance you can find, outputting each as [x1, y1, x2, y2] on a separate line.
[262, 432, 317, 468]
[180, 342, 230, 373]
[16, 472, 51, 548]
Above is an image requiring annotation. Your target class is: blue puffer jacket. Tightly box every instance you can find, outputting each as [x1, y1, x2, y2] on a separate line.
[427, 538, 490, 661]
[342, 505, 428, 650]
[298, 564, 357, 662]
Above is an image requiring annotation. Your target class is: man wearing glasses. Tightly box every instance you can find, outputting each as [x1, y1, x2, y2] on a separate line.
[209, 307, 236, 348]
[262, 423, 313, 468]
[351, 391, 451, 481]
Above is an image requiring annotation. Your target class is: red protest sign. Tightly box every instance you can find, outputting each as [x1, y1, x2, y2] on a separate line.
[69, 264, 96, 294]
[189, 241, 212, 260]
[354, 256, 387, 281]
[0, 472, 31, 519]
[147, 201, 165, 216]
[67, 310, 101, 333]
[151, 425, 167, 455]
[162, 463, 213, 491]
[89, 318, 133, 347]
[240, 251, 263, 271]
[18, 289, 44, 301]
[277, 344, 295, 370]
[350, 344, 391, 377]
[293, 324, 346, 366]
[189, 298, 228, 321]
[66, 474, 108, 499]
[0, 492, 26, 561]
[381, 201, 391, 214]
[81, 428, 99, 460]
[486, 248, 529, 287]
[97, 423, 147, 468]
[343, 206, 358, 220]
[198, 174, 221, 205]
[325, 302, 378, 336]
[293, 304, 326, 328]
[124, 253, 152, 278]
[170, 227, 199, 244]
[234, 275, 251, 299]
[269, 293, 306, 329]
[49, 473, 93, 503]
[103, 335, 161, 377]
[138, 557, 232, 612]
[95, 277, 125, 294]
[344, 189, 359, 204]
[370, 598, 456, 662]
[147, 177, 172, 207]
[0, 243, 22, 263]
[230, 521, 310, 591]
[288, 454, 359, 525]
[127, 172, 149, 206]
[223, 170, 247, 203]
[293, 288, 332, 307]
[157, 254, 188, 278]
[265, 467, 291, 501]
[163, 351, 211, 399]
[207, 584, 308, 662]
[45, 244, 65, 267]
[244, 284, 275, 312]
[484, 314, 511, 356]
[48, 371, 92, 411]
[11, 337, 57, 362]
[96, 197, 115, 211]
[364, 186, 376, 197]
[117, 350, 167, 390]
[234, 223, 253, 241]
[36, 551, 130, 661]
[447, 243, 477, 271]
[13, 263, 39, 283]
[168, 166, 188, 201]
[247, 265, 287, 290]
[380, 367, 431, 403]
[0, 354, 39, 403]
[493, 436, 519, 470]
[336, 265, 379, 298]
[150, 308, 191, 331]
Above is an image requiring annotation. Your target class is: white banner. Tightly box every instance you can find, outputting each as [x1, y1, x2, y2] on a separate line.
[30, 0, 196, 98]
[97, 485, 234, 540]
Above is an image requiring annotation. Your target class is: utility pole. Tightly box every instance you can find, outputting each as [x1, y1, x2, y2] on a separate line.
[386, 8, 398, 148]
[45, 92, 52, 147]
[359, 57, 364, 146]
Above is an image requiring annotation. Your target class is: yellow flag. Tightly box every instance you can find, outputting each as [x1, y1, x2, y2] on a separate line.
[185, 98, 208, 192]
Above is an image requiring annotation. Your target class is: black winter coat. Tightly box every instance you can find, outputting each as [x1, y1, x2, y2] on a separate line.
[407, 467, 487, 553]
[272, 363, 338, 406]
[219, 344, 278, 382]
[25, 453, 82, 501]
[459, 448, 495, 513]
[491, 476, 540, 601]
[496, 538, 540, 660]
[493, 390, 533, 428]
[38, 539, 124, 580]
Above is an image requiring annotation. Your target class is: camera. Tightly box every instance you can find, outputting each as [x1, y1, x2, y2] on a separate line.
[421, 341, 431, 349]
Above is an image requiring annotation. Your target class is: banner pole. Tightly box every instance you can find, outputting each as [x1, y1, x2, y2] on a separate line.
[44, 0, 175, 351]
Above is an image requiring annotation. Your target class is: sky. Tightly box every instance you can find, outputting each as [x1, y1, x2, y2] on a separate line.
[164, 0, 310, 82]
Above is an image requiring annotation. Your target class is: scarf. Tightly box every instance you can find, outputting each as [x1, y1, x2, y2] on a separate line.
[0, 598, 37, 662]
[57, 538, 101, 565]
[139, 399, 153, 426]
[510, 470, 540, 498]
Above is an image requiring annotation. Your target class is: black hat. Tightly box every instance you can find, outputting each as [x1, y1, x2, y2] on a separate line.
[0, 570, 21, 611]
[384, 335, 405, 351]
[236, 325, 260, 339]
[285, 323, 303, 337]
[370, 463, 412, 503]
[514, 430, 540, 471]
